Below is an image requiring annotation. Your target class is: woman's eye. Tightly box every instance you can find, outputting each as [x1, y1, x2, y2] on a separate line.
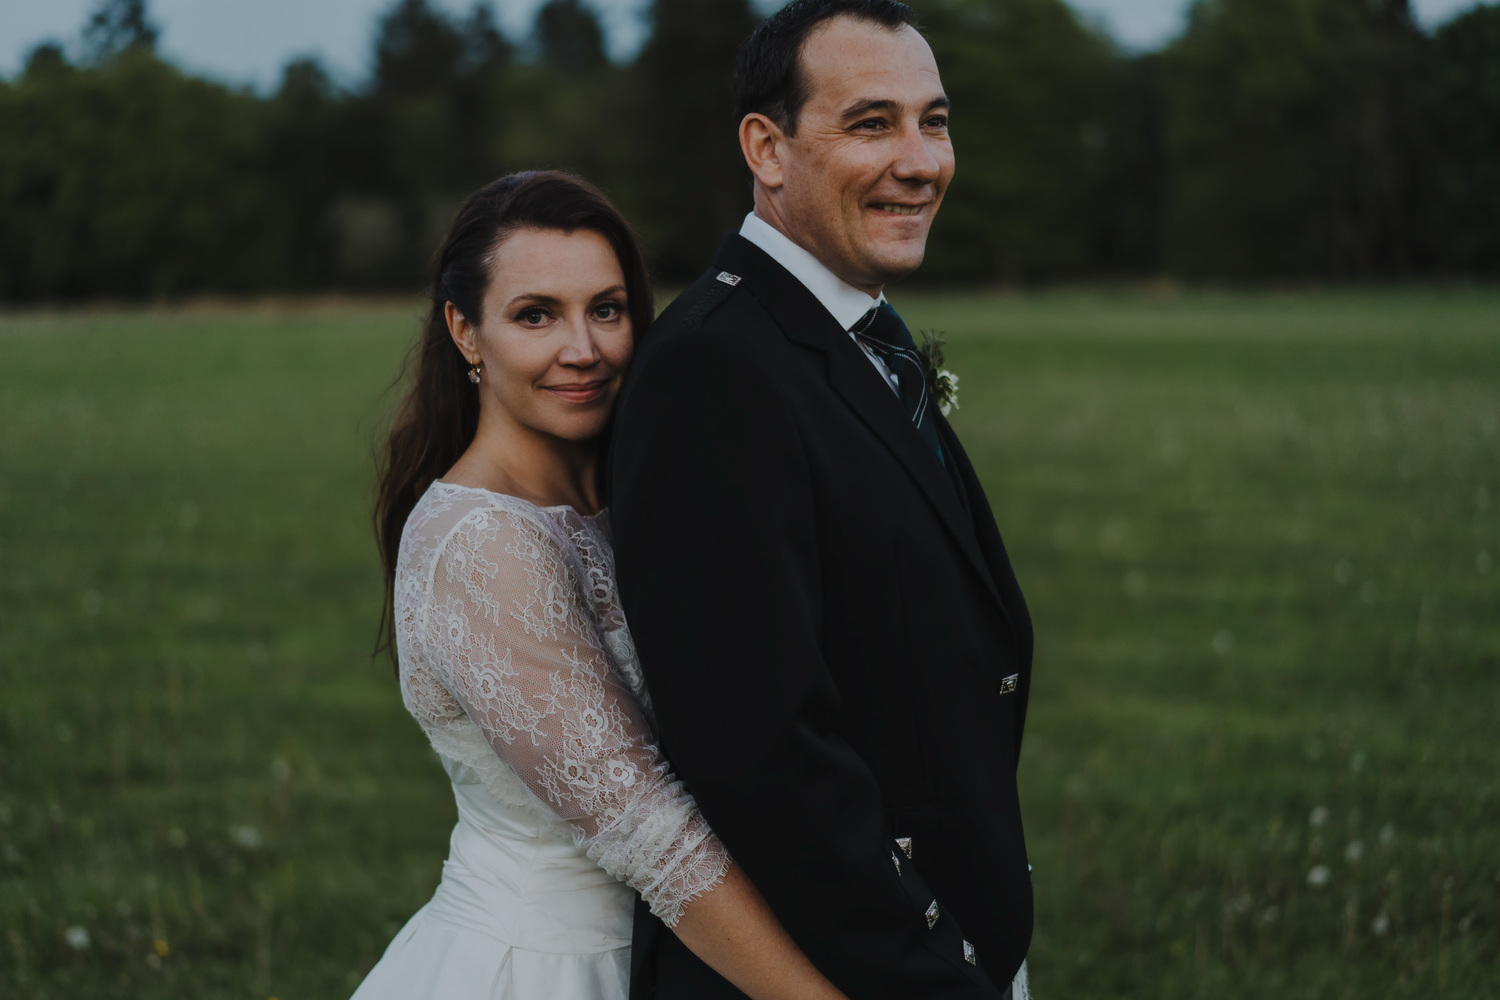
[517, 308, 548, 326]
[593, 302, 622, 321]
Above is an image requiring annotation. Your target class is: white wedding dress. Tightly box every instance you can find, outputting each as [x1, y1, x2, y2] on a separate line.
[351, 481, 731, 1000]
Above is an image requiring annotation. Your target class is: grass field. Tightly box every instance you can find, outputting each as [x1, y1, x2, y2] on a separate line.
[1, 289, 1497, 999]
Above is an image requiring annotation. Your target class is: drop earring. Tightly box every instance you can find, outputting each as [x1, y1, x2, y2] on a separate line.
[467, 361, 482, 385]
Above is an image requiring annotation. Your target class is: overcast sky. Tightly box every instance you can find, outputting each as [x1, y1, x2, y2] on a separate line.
[0, 0, 1487, 90]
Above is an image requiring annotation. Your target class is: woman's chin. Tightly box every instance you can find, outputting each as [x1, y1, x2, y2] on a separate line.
[533, 412, 614, 444]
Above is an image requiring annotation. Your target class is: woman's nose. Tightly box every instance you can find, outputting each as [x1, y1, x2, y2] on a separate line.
[558, 315, 603, 366]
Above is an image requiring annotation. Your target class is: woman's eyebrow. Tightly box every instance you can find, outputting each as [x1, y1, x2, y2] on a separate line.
[502, 293, 562, 310]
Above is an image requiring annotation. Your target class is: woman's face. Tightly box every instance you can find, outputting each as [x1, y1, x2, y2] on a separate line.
[453, 227, 634, 444]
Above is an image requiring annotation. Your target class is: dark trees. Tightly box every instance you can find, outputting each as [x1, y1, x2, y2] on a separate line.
[1428, 4, 1500, 272]
[1162, 0, 1431, 279]
[3, 0, 1500, 301]
[631, 0, 758, 280]
[922, 0, 1116, 282]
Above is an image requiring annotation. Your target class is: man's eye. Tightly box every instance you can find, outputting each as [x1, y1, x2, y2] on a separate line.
[925, 116, 950, 131]
[854, 118, 887, 132]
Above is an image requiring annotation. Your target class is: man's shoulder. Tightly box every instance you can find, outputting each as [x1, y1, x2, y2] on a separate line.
[655, 267, 767, 336]
[640, 268, 782, 371]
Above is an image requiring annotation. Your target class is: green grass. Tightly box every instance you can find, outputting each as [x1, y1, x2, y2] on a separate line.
[2, 290, 1497, 998]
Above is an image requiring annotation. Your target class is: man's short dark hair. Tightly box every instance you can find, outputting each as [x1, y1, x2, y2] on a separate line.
[733, 0, 918, 137]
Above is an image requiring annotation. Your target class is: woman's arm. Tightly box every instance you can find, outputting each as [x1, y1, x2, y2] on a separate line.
[425, 503, 842, 999]
[672, 865, 848, 1000]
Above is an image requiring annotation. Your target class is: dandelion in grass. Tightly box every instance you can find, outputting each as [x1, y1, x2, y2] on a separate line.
[1371, 912, 1390, 935]
[1309, 805, 1329, 828]
[65, 925, 90, 950]
[231, 824, 263, 850]
[1306, 864, 1332, 888]
[1345, 840, 1364, 863]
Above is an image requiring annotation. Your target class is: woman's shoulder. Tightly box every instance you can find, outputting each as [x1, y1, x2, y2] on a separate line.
[415, 481, 599, 578]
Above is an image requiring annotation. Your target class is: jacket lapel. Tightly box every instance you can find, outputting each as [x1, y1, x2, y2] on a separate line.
[713, 237, 1012, 623]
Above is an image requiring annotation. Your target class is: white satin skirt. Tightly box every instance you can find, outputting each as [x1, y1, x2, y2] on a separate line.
[351, 759, 634, 1000]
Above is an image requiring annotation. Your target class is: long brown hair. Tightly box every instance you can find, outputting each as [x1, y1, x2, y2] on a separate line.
[374, 170, 654, 658]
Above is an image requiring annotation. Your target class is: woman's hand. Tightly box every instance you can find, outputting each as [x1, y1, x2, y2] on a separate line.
[670, 864, 849, 1000]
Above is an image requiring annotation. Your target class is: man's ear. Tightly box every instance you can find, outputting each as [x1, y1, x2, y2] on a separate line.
[445, 301, 482, 365]
[739, 113, 787, 191]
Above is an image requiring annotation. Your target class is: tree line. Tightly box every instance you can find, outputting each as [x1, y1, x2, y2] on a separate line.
[1, 0, 1497, 300]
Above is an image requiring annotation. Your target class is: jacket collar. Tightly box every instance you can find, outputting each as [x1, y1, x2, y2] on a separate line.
[711, 236, 1013, 624]
[736, 212, 880, 331]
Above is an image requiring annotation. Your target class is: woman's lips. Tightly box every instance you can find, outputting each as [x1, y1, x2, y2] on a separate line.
[543, 380, 610, 404]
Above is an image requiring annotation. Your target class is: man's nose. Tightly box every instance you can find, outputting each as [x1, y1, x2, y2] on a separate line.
[891, 123, 942, 183]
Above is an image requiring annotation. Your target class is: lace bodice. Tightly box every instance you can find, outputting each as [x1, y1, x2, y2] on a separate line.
[394, 481, 730, 926]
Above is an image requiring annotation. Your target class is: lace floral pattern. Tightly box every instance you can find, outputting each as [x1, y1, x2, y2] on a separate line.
[394, 481, 729, 926]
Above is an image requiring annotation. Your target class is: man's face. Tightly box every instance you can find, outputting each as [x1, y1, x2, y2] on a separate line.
[777, 18, 954, 293]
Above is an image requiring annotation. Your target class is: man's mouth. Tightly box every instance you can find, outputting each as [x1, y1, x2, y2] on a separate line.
[872, 203, 924, 216]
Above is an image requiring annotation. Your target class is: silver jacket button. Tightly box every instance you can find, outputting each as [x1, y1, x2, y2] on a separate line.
[925, 900, 940, 930]
[963, 940, 977, 965]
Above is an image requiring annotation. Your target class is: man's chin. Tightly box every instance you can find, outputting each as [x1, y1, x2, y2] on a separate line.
[866, 246, 928, 286]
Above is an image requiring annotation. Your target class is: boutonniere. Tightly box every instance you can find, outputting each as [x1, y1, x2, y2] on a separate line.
[916, 329, 960, 417]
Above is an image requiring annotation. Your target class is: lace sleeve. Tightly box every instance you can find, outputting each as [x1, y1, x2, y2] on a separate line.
[424, 503, 730, 926]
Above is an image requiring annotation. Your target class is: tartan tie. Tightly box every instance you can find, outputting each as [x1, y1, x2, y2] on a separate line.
[851, 302, 945, 464]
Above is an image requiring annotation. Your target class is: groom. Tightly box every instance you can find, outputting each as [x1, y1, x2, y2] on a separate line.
[611, 1, 1033, 997]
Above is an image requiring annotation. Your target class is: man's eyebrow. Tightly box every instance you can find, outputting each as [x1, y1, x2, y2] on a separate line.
[839, 95, 951, 121]
[840, 98, 897, 121]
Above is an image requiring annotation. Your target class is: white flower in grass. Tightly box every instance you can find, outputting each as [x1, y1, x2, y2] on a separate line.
[1371, 912, 1390, 935]
[65, 925, 91, 950]
[231, 824, 262, 850]
[1306, 864, 1332, 888]
[1309, 806, 1329, 828]
[1345, 840, 1364, 863]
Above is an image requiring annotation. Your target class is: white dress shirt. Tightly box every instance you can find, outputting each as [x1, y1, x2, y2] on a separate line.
[738, 212, 901, 395]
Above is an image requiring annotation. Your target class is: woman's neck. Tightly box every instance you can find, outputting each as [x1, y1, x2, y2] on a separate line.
[444, 417, 603, 515]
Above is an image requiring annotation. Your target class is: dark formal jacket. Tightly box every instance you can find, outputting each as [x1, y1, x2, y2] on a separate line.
[610, 235, 1034, 1000]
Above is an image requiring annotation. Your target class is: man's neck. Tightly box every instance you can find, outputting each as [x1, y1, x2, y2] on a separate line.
[750, 201, 883, 299]
[738, 211, 883, 332]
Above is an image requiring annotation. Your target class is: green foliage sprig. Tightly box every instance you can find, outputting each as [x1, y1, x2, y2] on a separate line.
[917, 329, 960, 417]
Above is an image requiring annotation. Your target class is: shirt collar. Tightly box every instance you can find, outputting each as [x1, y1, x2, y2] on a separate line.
[738, 212, 883, 331]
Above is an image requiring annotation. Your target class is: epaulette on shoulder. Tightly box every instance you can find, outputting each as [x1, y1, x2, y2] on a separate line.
[678, 270, 743, 329]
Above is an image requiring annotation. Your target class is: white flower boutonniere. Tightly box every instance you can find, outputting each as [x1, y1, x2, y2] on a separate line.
[916, 329, 960, 417]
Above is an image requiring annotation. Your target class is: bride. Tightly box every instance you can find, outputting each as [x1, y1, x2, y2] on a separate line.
[360, 171, 844, 1000]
